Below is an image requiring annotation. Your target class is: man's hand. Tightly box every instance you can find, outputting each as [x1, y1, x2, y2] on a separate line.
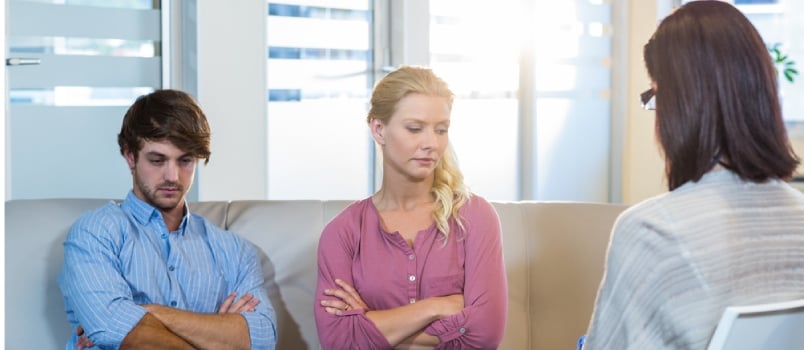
[76, 325, 94, 350]
[119, 313, 195, 350]
[218, 291, 260, 313]
[142, 303, 252, 350]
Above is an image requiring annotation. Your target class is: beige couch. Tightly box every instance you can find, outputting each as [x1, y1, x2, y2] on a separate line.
[5, 199, 627, 349]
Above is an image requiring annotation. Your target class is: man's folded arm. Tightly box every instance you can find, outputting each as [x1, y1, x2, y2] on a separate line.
[58, 222, 153, 347]
[120, 313, 196, 350]
[144, 304, 252, 350]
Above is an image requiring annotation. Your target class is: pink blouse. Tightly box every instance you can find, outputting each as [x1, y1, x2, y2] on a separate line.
[314, 195, 508, 349]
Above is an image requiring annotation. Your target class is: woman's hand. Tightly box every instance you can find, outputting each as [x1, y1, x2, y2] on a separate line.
[320, 278, 369, 315]
[432, 294, 464, 319]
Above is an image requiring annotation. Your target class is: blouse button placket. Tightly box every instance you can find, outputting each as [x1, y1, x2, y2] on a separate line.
[406, 251, 417, 304]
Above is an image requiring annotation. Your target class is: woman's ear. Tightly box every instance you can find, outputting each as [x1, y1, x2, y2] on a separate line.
[370, 119, 385, 145]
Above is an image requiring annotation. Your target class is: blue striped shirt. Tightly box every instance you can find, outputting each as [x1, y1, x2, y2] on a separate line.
[57, 191, 277, 349]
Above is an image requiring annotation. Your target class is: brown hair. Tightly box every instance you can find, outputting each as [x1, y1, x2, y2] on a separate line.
[117, 89, 212, 164]
[644, 0, 798, 190]
[368, 66, 470, 238]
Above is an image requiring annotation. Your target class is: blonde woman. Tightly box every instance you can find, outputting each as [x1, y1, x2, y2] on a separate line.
[314, 66, 508, 349]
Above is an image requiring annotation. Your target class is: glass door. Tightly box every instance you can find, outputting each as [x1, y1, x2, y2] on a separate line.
[6, 0, 162, 199]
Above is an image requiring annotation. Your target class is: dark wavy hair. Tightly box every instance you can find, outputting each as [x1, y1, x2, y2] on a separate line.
[644, 0, 798, 190]
[117, 89, 211, 164]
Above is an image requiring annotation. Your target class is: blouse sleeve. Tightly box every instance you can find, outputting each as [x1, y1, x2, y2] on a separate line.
[424, 197, 508, 349]
[314, 210, 392, 350]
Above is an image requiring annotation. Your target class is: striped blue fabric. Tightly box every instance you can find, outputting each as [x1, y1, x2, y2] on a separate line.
[57, 191, 277, 349]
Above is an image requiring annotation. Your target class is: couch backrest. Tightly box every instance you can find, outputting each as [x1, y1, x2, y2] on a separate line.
[5, 199, 627, 350]
[525, 202, 628, 349]
[222, 200, 353, 350]
[6, 199, 115, 350]
[491, 201, 628, 349]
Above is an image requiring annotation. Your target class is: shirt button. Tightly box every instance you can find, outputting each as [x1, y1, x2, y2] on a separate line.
[161, 233, 167, 239]
[168, 266, 175, 271]
[409, 275, 416, 282]
[170, 301, 177, 306]
[408, 254, 415, 260]
[459, 327, 466, 334]
[409, 298, 416, 304]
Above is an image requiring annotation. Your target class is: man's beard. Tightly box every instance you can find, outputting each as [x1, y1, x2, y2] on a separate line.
[135, 176, 185, 211]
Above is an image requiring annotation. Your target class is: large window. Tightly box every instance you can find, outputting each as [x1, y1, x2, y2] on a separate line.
[428, 0, 520, 200]
[264, 0, 615, 202]
[265, 0, 374, 200]
[430, 0, 614, 201]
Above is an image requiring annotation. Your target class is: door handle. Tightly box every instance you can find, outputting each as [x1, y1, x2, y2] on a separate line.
[6, 58, 41, 66]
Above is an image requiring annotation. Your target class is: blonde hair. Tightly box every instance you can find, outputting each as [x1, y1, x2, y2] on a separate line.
[367, 65, 471, 238]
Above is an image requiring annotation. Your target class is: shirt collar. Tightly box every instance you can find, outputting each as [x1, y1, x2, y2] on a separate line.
[121, 191, 190, 233]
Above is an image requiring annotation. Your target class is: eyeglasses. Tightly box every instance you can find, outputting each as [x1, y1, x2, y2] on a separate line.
[640, 88, 656, 110]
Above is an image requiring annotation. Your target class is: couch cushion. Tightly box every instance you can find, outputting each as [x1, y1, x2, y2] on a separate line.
[5, 198, 626, 350]
[225, 200, 353, 350]
[490, 202, 531, 350]
[525, 202, 627, 350]
[6, 199, 116, 349]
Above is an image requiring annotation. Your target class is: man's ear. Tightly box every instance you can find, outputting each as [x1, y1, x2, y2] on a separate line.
[370, 119, 385, 145]
[123, 149, 136, 171]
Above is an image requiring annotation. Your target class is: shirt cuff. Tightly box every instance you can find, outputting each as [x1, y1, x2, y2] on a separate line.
[241, 310, 278, 350]
[88, 304, 147, 346]
[424, 312, 468, 343]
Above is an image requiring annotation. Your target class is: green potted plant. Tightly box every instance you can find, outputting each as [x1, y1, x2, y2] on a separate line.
[769, 43, 798, 83]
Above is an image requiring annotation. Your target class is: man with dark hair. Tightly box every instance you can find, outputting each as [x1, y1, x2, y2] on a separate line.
[58, 89, 277, 349]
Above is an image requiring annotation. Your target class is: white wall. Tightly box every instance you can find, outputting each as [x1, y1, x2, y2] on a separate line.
[194, 1, 268, 200]
[620, 0, 667, 204]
